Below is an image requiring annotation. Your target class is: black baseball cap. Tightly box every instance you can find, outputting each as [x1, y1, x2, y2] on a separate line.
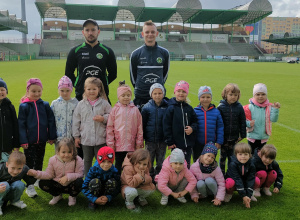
[83, 19, 99, 29]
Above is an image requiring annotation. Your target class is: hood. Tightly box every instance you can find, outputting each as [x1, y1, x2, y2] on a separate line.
[22, 98, 42, 103]
[114, 101, 135, 108]
[149, 99, 168, 108]
[121, 154, 132, 169]
[168, 97, 188, 106]
[58, 96, 78, 103]
[219, 99, 240, 106]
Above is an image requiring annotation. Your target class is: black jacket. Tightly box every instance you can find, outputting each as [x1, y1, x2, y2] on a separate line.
[217, 100, 246, 141]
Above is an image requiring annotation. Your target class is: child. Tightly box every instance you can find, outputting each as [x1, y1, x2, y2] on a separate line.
[243, 83, 280, 153]
[0, 78, 19, 155]
[0, 151, 36, 216]
[121, 149, 155, 210]
[141, 83, 168, 179]
[194, 86, 224, 161]
[217, 83, 246, 175]
[18, 78, 57, 197]
[253, 144, 283, 197]
[190, 142, 225, 206]
[224, 143, 258, 208]
[163, 81, 198, 166]
[73, 77, 112, 176]
[106, 81, 143, 174]
[156, 148, 197, 205]
[82, 146, 120, 210]
[27, 138, 84, 206]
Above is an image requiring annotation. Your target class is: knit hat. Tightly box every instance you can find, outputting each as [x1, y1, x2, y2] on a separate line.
[169, 148, 185, 164]
[174, 80, 189, 95]
[149, 83, 165, 97]
[27, 78, 43, 91]
[253, 83, 267, 96]
[198, 85, 212, 99]
[97, 146, 115, 165]
[58, 76, 73, 91]
[0, 78, 8, 93]
[201, 142, 218, 157]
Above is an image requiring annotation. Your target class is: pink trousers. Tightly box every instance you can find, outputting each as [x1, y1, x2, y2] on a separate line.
[255, 170, 277, 188]
[225, 177, 260, 194]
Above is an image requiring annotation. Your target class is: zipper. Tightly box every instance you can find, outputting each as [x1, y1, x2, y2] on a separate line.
[204, 108, 207, 144]
[34, 101, 40, 143]
[229, 105, 232, 140]
[0, 108, 3, 150]
[66, 101, 68, 138]
[124, 105, 128, 149]
[154, 106, 158, 142]
[181, 103, 187, 148]
[92, 105, 96, 145]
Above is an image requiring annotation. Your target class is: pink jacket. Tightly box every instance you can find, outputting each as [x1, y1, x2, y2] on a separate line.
[190, 159, 225, 201]
[35, 155, 84, 183]
[155, 156, 197, 196]
[106, 102, 143, 152]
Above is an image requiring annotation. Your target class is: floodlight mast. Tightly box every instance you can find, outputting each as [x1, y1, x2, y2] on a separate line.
[21, 0, 27, 43]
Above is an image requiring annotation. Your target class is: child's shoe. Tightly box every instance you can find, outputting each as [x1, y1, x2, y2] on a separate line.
[254, 188, 261, 197]
[68, 196, 76, 206]
[251, 196, 257, 202]
[224, 193, 233, 202]
[88, 202, 96, 210]
[138, 197, 148, 206]
[26, 185, 38, 198]
[11, 200, 27, 209]
[160, 195, 168, 205]
[177, 197, 187, 203]
[0, 206, 3, 216]
[262, 187, 272, 196]
[34, 179, 40, 188]
[126, 202, 136, 210]
[49, 195, 62, 205]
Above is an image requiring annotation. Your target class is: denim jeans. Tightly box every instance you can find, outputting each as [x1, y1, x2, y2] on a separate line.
[0, 181, 25, 206]
[196, 177, 218, 197]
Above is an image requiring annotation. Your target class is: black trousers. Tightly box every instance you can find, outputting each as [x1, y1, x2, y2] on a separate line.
[248, 140, 266, 154]
[115, 151, 128, 174]
[24, 142, 46, 171]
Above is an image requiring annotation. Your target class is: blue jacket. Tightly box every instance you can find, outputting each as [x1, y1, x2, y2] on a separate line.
[194, 104, 224, 145]
[82, 161, 120, 203]
[163, 98, 197, 149]
[141, 99, 168, 142]
[18, 98, 57, 145]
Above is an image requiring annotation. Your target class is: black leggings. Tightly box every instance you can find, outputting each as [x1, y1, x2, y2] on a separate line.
[24, 142, 46, 171]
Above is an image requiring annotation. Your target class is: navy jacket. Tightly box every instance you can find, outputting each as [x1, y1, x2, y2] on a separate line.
[18, 98, 57, 145]
[217, 100, 246, 141]
[141, 99, 168, 142]
[163, 98, 197, 149]
[0, 162, 36, 185]
[226, 155, 256, 198]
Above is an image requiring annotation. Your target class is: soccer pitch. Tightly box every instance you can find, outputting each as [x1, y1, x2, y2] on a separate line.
[1, 60, 299, 219]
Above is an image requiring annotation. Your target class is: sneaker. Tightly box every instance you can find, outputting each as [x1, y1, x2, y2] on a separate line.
[11, 200, 27, 209]
[254, 188, 261, 197]
[0, 206, 2, 216]
[126, 203, 136, 210]
[88, 202, 96, 210]
[160, 195, 168, 205]
[177, 197, 187, 203]
[224, 193, 233, 202]
[262, 187, 272, 196]
[138, 197, 148, 206]
[34, 179, 40, 188]
[251, 196, 257, 202]
[26, 185, 37, 198]
[49, 195, 62, 205]
[68, 196, 76, 206]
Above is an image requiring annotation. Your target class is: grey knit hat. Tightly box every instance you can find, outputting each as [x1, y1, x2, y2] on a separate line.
[149, 83, 165, 97]
[169, 148, 185, 163]
[198, 85, 212, 100]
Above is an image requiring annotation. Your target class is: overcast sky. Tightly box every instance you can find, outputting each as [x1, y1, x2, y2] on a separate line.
[0, 0, 299, 40]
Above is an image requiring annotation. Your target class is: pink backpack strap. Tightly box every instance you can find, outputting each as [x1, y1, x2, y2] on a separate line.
[243, 104, 252, 121]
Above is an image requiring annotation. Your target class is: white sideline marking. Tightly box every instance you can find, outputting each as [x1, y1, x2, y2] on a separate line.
[277, 160, 300, 163]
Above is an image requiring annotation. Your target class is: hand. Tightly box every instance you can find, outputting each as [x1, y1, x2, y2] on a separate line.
[184, 126, 193, 135]
[212, 198, 222, 206]
[48, 140, 55, 145]
[95, 196, 108, 205]
[250, 120, 255, 127]
[272, 102, 281, 109]
[193, 197, 199, 203]
[27, 169, 38, 177]
[75, 138, 81, 148]
[273, 187, 279, 193]
[215, 143, 221, 149]
[168, 144, 176, 150]
[178, 190, 188, 198]
[93, 115, 104, 122]
[21, 144, 28, 149]
[0, 183, 6, 193]
[171, 192, 180, 199]
[58, 176, 68, 186]
[243, 196, 251, 208]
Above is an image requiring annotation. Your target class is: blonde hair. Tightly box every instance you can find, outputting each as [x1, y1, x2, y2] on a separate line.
[129, 149, 151, 169]
[83, 77, 107, 100]
[143, 20, 156, 28]
[234, 143, 252, 157]
[56, 138, 77, 160]
[221, 83, 241, 100]
[260, 144, 277, 160]
[8, 151, 26, 165]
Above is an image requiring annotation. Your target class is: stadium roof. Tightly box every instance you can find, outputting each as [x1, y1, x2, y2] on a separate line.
[0, 10, 28, 34]
[35, 0, 272, 25]
[263, 34, 300, 45]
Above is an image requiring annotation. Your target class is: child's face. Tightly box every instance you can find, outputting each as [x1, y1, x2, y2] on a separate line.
[134, 158, 149, 172]
[59, 87, 72, 101]
[151, 88, 164, 105]
[6, 161, 24, 177]
[202, 153, 215, 165]
[100, 160, 113, 171]
[119, 90, 132, 105]
[260, 155, 274, 166]
[175, 89, 187, 102]
[28, 84, 42, 100]
[0, 87, 7, 100]
[199, 94, 212, 108]
[236, 152, 250, 164]
[170, 162, 184, 173]
[254, 92, 267, 104]
[58, 145, 73, 162]
[226, 92, 239, 105]
[85, 83, 100, 101]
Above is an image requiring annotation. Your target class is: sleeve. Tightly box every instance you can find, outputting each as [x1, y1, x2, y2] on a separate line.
[106, 108, 115, 149]
[270, 107, 279, 123]
[228, 163, 247, 197]
[135, 110, 144, 147]
[216, 110, 224, 145]
[106, 48, 117, 84]
[163, 50, 170, 83]
[10, 104, 20, 148]
[239, 105, 247, 139]
[163, 107, 174, 146]
[102, 101, 112, 124]
[35, 157, 56, 180]
[45, 102, 57, 141]
[65, 48, 77, 85]
[273, 161, 283, 190]
[22, 165, 37, 186]
[184, 169, 197, 193]
[141, 105, 149, 140]
[214, 167, 226, 201]
[122, 167, 144, 188]
[190, 108, 198, 134]
[245, 164, 256, 198]
[189, 164, 200, 199]
[243, 104, 252, 128]
[18, 104, 28, 146]
[129, 51, 138, 87]
[81, 166, 98, 203]
[157, 168, 173, 196]
[72, 103, 81, 138]
[106, 171, 121, 202]
[66, 157, 84, 182]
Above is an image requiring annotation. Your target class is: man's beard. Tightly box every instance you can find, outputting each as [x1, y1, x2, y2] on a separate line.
[86, 37, 97, 44]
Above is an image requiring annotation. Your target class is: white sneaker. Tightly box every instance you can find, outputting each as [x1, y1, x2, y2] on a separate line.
[224, 193, 233, 202]
[34, 179, 40, 188]
[49, 195, 62, 205]
[254, 188, 261, 197]
[160, 195, 168, 205]
[11, 200, 27, 209]
[0, 206, 3, 215]
[251, 196, 257, 202]
[26, 185, 38, 198]
[177, 197, 187, 203]
[262, 187, 272, 196]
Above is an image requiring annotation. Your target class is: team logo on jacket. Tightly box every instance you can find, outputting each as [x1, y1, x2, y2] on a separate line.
[96, 53, 103, 59]
[156, 57, 162, 64]
[83, 65, 102, 76]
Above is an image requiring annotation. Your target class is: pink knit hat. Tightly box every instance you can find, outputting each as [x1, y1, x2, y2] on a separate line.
[117, 86, 132, 98]
[58, 76, 73, 91]
[26, 78, 43, 91]
[174, 80, 189, 94]
[253, 83, 267, 96]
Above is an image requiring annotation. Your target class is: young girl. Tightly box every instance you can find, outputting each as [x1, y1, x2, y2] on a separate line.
[72, 77, 112, 176]
[190, 142, 225, 206]
[27, 138, 84, 206]
[156, 148, 197, 205]
[106, 81, 143, 174]
[252, 144, 283, 197]
[18, 78, 56, 197]
[224, 143, 259, 208]
[163, 81, 198, 166]
[217, 83, 246, 175]
[121, 149, 155, 210]
[194, 85, 224, 161]
[244, 83, 280, 153]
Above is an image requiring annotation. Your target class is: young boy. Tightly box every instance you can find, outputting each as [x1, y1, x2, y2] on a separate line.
[141, 83, 168, 179]
[82, 146, 120, 210]
[0, 151, 36, 215]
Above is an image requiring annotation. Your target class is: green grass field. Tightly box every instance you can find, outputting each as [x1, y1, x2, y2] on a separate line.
[0, 60, 299, 219]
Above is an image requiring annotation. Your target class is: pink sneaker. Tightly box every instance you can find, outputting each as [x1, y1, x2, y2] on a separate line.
[49, 195, 62, 205]
[68, 196, 76, 206]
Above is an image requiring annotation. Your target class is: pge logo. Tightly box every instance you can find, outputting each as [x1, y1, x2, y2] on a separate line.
[142, 73, 160, 84]
[83, 65, 102, 76]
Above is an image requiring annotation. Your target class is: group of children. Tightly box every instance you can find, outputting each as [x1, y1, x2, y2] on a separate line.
[0, 75, 283, 215]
